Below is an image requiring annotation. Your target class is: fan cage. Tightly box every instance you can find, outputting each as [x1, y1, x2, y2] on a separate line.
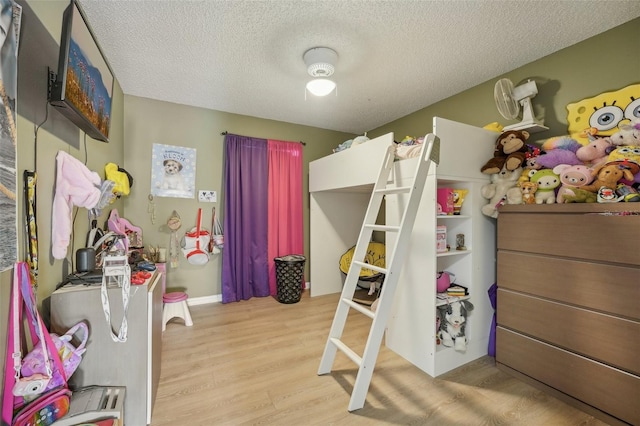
[494, 79, 519, 120]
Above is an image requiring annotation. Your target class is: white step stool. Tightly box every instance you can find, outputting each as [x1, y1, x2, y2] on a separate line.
[162, 291, 193, 331]
[156, 263, 193, 331]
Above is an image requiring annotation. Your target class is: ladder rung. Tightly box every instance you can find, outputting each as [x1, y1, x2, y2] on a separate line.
[330, 338, 362, 366]
[342, 298, 375, 319]
[375, 186, 411, 195]
[364, 224, 400, 232]
[352, 261, 387, 275]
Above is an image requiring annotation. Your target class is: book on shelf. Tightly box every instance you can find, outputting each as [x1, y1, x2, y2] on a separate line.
[446, 284, 468, 297]
[436, 292, 470, 306]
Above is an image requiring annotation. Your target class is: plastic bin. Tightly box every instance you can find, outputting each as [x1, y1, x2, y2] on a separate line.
[274, 254, 306, 304]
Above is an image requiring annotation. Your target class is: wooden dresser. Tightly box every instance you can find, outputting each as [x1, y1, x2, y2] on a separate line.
[496, 203, 640, 426]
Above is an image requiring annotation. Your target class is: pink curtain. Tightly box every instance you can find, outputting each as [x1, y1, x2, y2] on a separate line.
[267, 140, 304, 296]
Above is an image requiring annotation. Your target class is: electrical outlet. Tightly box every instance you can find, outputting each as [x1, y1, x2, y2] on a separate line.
[198, 190, 217, 202]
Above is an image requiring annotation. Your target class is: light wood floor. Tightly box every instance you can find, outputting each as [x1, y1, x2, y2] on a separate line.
[151, 292, 608, 426]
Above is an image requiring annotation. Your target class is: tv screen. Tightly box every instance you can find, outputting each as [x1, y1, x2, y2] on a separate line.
[49, 0, 114, 143]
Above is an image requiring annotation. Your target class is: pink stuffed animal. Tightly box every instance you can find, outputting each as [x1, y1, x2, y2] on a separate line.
[553, 164, 594, 203]
[575, 137, 613, 168]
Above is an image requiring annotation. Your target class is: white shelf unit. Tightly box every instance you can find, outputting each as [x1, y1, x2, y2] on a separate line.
[384, 118, 497, 377]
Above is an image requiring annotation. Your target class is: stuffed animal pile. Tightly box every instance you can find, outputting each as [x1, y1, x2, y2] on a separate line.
[480, 120, 640, 216]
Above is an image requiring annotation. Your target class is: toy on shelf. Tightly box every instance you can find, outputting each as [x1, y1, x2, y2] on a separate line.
[452, 189, 468, 215]
[437, 300, 474, 352]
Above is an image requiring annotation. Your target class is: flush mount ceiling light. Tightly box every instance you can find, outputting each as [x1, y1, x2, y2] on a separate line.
[304, 47, 338, 97]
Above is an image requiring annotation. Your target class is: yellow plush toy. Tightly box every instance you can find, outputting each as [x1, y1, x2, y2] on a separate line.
[105, 163, 133, 199]
[566, 83, 640, 145]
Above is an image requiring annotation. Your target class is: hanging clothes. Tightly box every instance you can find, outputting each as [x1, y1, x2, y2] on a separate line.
[51, 151, 103, 260]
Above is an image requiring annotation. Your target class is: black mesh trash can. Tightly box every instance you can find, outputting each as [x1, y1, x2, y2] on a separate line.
[274, 254, 306, 304]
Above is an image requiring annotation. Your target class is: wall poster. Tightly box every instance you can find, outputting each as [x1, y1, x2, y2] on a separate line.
[150, 143, 196, 199]
[0, 0, 20, 272]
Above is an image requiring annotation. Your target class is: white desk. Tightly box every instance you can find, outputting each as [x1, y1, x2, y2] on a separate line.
[50, 271, 163, 425]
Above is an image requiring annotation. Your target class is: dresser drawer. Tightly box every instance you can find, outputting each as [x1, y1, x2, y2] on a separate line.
[497, 327, 640, 425]
[498, 251, 640, 320]
[498, 289, 640, 375]
[497, 212, 640, 265]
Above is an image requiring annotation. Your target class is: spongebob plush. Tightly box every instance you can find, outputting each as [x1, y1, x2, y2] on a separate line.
[566, 83, 640, 145]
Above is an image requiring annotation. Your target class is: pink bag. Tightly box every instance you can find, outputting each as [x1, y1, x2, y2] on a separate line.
[2, 262, 71, 426]
[21, 322, 88, 392]
[11, 387, 71, 426]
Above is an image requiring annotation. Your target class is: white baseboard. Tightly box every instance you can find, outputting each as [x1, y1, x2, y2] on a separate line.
[187, 294, 221, 305]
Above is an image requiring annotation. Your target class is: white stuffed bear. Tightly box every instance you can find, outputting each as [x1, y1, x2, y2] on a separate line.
[437, 300, 474, 352]
[481, 166, 522, 218]
[530, 168, 561, 204]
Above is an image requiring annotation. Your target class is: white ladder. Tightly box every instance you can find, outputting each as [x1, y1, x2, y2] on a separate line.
[317, 133, 440, 411]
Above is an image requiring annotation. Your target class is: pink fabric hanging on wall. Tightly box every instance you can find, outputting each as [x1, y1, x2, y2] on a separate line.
[267, 140, 304, 296]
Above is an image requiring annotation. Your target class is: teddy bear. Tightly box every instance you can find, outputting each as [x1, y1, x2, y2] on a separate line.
[480, 131, 531, 174]
[481, 166, 522, 218]
[437, 300, 474, 352]
[582, 162, 637, 193]
[553, 164, 594, 203]
[530, 169, 561, 204]
[606, 146, 640, 186]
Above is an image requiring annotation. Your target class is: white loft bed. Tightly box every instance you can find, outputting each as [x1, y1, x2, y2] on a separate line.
[309, 117, 498, 377]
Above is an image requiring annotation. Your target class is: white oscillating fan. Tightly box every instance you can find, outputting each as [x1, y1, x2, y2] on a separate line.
[494, 78, 548, 132]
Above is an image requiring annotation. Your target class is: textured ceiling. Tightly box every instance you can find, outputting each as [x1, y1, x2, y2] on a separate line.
[76, 0, 640, 134]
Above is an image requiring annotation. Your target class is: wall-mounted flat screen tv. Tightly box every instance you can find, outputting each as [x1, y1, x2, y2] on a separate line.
[49, 0, 114, 142]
